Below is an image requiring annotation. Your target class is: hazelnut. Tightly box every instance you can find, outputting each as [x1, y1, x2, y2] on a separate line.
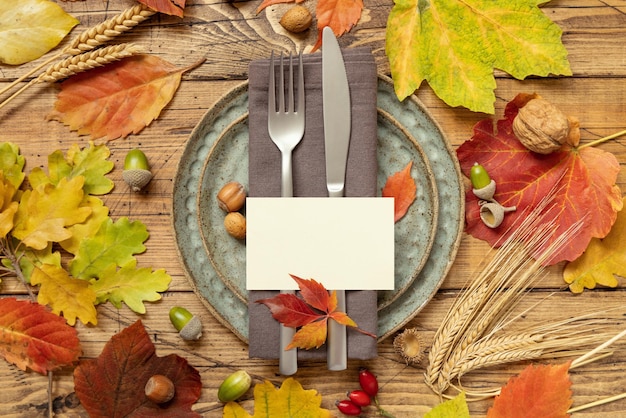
[279, 6, 312, 33]
[224, 212, 246, 239]
[217, 181, 246, 212]
[512, 97, 580, 154]
[145, 375, 175, 404]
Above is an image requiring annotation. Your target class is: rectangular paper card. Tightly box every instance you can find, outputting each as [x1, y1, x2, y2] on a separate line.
[246, 197, 395, 290]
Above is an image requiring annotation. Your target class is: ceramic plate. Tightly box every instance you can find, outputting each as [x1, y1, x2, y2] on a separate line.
[173, 75, 464, 342]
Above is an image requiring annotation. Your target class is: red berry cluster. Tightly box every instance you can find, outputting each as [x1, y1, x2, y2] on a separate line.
[336, 368, 384, 416]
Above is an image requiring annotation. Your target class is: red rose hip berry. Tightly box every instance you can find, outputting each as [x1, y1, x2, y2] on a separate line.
[358, 368, 379, 397]
[347, 389, 371, 407]
[336, 399, 361, 416]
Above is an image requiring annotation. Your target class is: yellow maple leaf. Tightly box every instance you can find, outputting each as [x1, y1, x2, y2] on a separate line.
[12, 176, 92, 250]
[563, 197, 626, 293]
[222, 378, 333, 418]
[31, 264, 98, 326]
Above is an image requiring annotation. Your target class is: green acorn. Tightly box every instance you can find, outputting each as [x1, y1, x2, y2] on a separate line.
[218, 370, 252, 402]
[169, 306, 202, 341]
[123, 149, 153, 192]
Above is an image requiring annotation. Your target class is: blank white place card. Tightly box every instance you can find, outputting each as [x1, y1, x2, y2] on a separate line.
[246, 197, 395, 291]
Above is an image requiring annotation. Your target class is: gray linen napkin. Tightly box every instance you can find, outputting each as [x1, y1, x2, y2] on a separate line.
[247, 48, 379, 360]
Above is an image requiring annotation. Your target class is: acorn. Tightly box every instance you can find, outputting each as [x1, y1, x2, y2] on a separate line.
[393, 328, 425, 365]
[470, 162, 496, 201]
[145, 375, 175, 404]
[169, 306, 202, 341]
[122, 149, 153, 192]
[217, 370, 252, 403]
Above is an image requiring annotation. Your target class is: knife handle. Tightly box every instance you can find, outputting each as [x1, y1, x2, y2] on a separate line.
[327, 289, 347, 370]
[279, 290, 298, 375]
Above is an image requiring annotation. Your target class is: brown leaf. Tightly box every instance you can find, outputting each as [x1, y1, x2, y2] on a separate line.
[74, 320, 202, 417]
[382, 161, 417, 222]
[0, 297, 81, 374]
[138, 0, 186, 17]
[47, 55, 194, 141]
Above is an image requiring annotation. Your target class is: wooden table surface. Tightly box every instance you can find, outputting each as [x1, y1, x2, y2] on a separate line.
[2, 0, 626, 416]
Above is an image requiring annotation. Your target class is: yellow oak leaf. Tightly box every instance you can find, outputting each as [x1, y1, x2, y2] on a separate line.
[47, 55, 197, 140]
[12, 176, 92, 250]
[60, 196, 109, 255]
[222, 378, 333, 418]
[0, 172, 18, 238]
[563, 197, 626, 293]
[0, 0, 79, 65]
[31, 264, 98, 326]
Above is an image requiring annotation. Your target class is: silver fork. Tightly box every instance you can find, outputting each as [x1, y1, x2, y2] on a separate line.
[267, 51, 305, 375]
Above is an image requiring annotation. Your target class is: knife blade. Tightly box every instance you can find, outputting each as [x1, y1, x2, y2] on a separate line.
[322, 25, 350, 371]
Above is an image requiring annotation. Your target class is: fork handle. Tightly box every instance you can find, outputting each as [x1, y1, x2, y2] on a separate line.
[281, 151, 293, 197]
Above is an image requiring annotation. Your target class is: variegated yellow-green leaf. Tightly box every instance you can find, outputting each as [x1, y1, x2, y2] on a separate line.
[563, 197, 626, 293]
[31, 263, 98, 326]
[0, 0, 79, 65]
[425, 392, 470, 418]
[0, 142, 26, 189]
[385, 0, 571, 113]
[60, 196, 109, 255]
[12, 176, 92, 250]
[0, 172, 18, 238]
[91, 261, 172, 314]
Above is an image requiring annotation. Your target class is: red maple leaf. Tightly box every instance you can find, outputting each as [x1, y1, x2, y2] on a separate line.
[74, 320, 202, 417]
[487, 362, 572, 418]
[256, 275, 376, 350]
[457, 93, 622, 264]
[382, 161, 417, 222]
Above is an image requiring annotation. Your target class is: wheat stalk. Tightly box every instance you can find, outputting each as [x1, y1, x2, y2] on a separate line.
[37, 43, 144, 83]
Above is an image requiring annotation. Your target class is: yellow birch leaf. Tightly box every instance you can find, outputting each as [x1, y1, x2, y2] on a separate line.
[12, 176, 92, 250]
[31, 264, 98, 326]
[0, 0, 79, 65]
[563, 197, 626, 293]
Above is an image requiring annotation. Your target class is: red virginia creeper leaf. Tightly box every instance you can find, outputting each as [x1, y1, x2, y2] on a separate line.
[256, 293, 321, 328]
[74, 320, 202, 418]
[290, 274, 332, 313]
[487, 362, 572, 418]
[286, 319, 328, 350]
[457, 94, 622, 264]
[138, 0, 186, 17]
[0, 297, 81, 374]
[382, 161, 417, 222]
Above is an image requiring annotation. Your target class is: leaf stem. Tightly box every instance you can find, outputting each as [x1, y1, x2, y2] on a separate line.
[578, 129, 626, 149]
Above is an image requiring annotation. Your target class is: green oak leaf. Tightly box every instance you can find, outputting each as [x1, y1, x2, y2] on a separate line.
[91, 260, 172, 314]
[425, 392, 470, 418]
[29, 142, 114, 195]
[69, 217, 149, 280]
[386, 0, 571, 113]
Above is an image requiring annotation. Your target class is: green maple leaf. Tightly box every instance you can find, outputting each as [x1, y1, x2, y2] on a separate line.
[91, 261, 172, 314]
[69, 217, 148, 280]
[29, 141, 114, 195]
[385, 0, 571, 113]
[424, 392, 470, 418]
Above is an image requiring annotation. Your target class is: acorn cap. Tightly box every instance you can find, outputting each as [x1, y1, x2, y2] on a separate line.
[179, 315, 202, 340]
[123, 168, 153, 192]
[393, 328, 425, 365]
[472, 179, 496, 201]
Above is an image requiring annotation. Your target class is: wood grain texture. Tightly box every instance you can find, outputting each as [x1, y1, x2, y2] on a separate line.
[1, 0, 626, 416]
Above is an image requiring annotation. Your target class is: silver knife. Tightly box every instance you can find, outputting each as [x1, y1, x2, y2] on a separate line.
[322, 26, 350, 371]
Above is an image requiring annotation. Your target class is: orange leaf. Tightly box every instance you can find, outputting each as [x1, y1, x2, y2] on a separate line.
[487, 362, 572, 418]
[0, 298, 81, 374]
[311, 0, 363, 51]
[287, 319, 328, 350]
[457, 94, 623, 264]
[290, 274, 332, 313]
[382, 161, 417, 222]
[74, 320, 202, 417]
[138, 0, 186, 17]
[47, 55, 193, 141]
[256, 0, 304, 14]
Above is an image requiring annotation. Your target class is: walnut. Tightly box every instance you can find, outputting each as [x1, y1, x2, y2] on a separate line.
[512, 97, 580, 154]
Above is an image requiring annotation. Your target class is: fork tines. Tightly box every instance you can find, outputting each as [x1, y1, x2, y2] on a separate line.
[269, 51, 304, 115]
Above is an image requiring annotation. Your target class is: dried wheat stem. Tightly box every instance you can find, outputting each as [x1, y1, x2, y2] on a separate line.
[63, 4, 155, 56]
[36, 43, 144, 83]
[568, 393, 626, 414]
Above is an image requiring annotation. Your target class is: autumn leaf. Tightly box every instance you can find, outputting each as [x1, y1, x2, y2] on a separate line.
[0, 172, 19, 238]
[382, 161, 417, 222]
[257, 275, 373, 350]
[424, 392, 470, 418]
[91, 260, 172, 314]
[0, 0, 79, 65]
[12, 176, 92, 250]
[0, 142, 26, 189]
[0, 298, 81, 374]
[563, 197, 626, 293]
[31, 264, 98, 326]
[69, 217, 149, 280]
[487, 362, 572, 418]
[256, 0, 305, 14]
[386, 0, 571, 113]
[456, 94, 623, 264]
[47, 55, 196, 141]
[138, 0, 186, 17]
[311, 0, 363, 51]
[223, 378, 333, 418]
[59, 196, 110, 255]
[74, 320, 202, 418]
